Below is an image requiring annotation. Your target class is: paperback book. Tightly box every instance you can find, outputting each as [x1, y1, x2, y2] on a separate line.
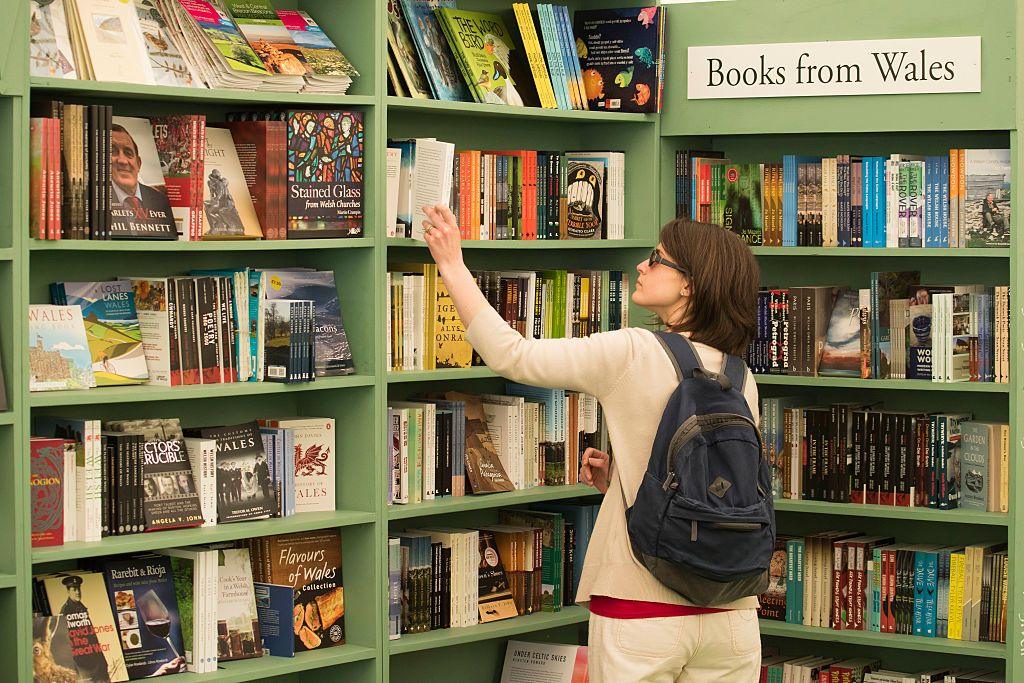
[186, 422, 275, 523]
[435, 8, 524, 106]
[28, 304, 97, 392]
[109, 116, 178, 240]
[141, 438, 204, 531]
[201, 127, 263, 240]
[213, 546, 263, 661]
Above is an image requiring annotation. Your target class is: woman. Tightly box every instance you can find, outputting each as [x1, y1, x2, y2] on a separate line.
[422, 205, 763, 682]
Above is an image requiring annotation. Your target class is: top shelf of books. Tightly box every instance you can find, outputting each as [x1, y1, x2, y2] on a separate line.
[385, 96, 653, 124]
[658, 0, 1016, 137]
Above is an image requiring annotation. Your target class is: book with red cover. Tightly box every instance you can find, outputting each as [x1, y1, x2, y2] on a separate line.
[222, 121, 287, 240]
[153, 115, 206, 241]
[31, 437, 66, 547]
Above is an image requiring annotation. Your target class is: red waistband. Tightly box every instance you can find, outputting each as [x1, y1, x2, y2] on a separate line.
[588, 595, 731, 619]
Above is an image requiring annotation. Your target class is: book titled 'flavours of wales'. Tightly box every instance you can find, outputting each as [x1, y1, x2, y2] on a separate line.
[100, 554, 186, 678]
[286, 111, 364, 238]
[185, 421, 275, 523]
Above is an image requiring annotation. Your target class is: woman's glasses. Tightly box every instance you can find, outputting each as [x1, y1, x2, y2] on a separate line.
[648, 249, 690, 277]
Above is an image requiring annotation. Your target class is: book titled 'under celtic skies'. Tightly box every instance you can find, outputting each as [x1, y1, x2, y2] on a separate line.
[287, 111, 364, 238]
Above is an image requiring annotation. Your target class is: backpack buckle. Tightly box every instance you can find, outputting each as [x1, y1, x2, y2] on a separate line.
[692, 368, 732, 391]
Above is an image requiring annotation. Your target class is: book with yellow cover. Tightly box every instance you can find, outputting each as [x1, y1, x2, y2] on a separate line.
[512, 4, 557, 109]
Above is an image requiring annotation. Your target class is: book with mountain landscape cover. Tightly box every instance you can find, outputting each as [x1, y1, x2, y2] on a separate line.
[185, 422, 275, 523]
[287, 111, 364, 238]
[28, 304, 96, 392]
[261, 269, 355, 376]
[52, 280, 149, 387]
[255, 529, 346, 651]
[100, 554, 185, 678]
[41, 571, 129, 681]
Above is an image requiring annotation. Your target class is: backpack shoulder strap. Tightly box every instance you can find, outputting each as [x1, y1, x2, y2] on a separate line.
[722, 354, 749, 394]
[653, 331, 704, 381]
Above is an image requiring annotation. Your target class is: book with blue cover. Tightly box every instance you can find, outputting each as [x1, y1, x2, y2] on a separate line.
[254, 583, 296, 657]
[574, 6, 663, 113]
[398, 0, 471, 102]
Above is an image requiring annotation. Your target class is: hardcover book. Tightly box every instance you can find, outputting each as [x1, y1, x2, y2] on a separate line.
[108, 116, 178, 240]
[30, 437, 66, 548]
[100, 554, 186, 678]
[185, 422, 275, 523]
[221, 120, 286, 240]
[398, 0, 471, 102]
[213, 547, 263, 661]
[41, 571, 130, 681]
[574, 6, 664, 113]
[141, 438, 204, 531]
[259, 529, 346, 651]
[386, 0, 432, 98]
[564, 159, 604, 239]
[261, 269, 355, 376]
[964, 149, 1010, 248]
[723, 164, 763, 246]
[52, 280, 149, 387]
[435, 8, 524, 106]
[286, 111, 364, 238]
[28, 304, 97, 392]
[201, 127, 263, 239]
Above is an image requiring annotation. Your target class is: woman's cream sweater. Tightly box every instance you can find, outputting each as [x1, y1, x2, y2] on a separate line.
[465, 305, 761, 610]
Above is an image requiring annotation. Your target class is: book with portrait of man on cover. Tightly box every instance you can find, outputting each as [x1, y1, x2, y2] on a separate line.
[109, 116, 178, 240]
[184, 421, 275, 523]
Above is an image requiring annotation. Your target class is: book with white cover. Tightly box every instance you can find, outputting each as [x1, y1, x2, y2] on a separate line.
[30, 0, 79, 78]
[200, 127, 262, 239]
[410, 138, 455, 240]
[135, 0, 203, 87]
[386, 147, 402, 237]
[71, 0, 155, 83]
[500, 641, 588, 683]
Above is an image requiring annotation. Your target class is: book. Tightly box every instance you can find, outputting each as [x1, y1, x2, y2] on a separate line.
[51, 280, 149, 386]
[398, 0, 471, 102]
[723, 163, 763, 245]
[185, 422, 275, 523]
[253, 529, 346, 651]
[156, 547, 217, 673]
[446, 392, 515, 494]
[818, 288, 861, 377]
[573, 6, 664, 113]
[477, 530, 519, 623]
[28, 304, 97, 391]
[261, 269, 355, 376]
[499, 641, 588, 683]
[963, 149, 1011, 248]
[141, 438, 204, 531]
[135, 0, 202, 87]
[151, 114, 206, 241]
[222, 120, 286, 240]
[31, 437, 67, 548]
[386, 0, 432, 98]
[201, 127, 263, 239]
[257, 417, 336, 513]
[276, 10, 359, 89]
[435, 8, 525, 106]
[212, 546, 263, 661]
[286, 111, 364, 238]
[100, 554, 186, 677]
[30, 0, 78, 79]
[564, 158, 604, 238]
[32, 615, 82, 682]
[254, 583, 295, 657]
[40, 571, 129, 681]
[69, 0, 154, 84]
[222, 0, 308, 86]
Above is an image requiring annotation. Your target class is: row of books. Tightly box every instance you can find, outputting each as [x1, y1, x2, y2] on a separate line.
[675, 148, 1011, 248]
[758, 533, 1008, 644]
[760, 399, 1009, 514]
[387, 2, 663, 113]
[759, 654, 1005, 683]
[387, 503, 597, 637]
[29, 105, 365, 241]
[29, 0, 358, 92]
[32, 533, 346, 680]
[30, 416, 336, 547]
[387, 266, 629, 372]
[387, 386, 603, 502]
[746, 276, 1010, 383]
[386, 141, 626, 241]
[29, 268, 353, 393]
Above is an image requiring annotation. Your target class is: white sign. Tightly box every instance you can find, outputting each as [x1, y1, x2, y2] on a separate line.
[687, 36, 981, 99]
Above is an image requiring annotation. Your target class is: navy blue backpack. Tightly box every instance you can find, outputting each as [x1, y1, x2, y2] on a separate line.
[624, 331, 776, 606]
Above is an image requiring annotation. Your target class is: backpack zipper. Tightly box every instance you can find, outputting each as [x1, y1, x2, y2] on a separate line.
[663, 413, 761, 491]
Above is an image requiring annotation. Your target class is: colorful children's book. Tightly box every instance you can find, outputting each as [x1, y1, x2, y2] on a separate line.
[435, 8, 525, 106]
[398, 0, 471, 101]
[574, 6, 664, 113]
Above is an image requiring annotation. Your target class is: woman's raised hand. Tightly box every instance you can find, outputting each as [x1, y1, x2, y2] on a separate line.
[580, 447, 611, 494]
[422, 204, 463, 270]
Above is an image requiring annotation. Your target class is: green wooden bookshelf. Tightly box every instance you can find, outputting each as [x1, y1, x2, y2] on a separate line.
[4, 0, 1021, 681]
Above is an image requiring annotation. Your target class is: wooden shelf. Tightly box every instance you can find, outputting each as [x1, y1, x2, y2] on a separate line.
[386, 96, 652, 123]
[388, 484, 598, 521]
[32, 510, 376, 563]
[750, 247, 1010, 258]
[387, 238, 653, 250]
[388, 606, 589, 655]
[759, 620, 1007, 659]
[387, 367, 498, 383]
[30, 77, 376, 108]
[29, 374, 375, 407]
[774, 499, 1009, 526]
[30, 238, 374, 252]
[179, 644, 377, 682]
[753, 375, 1010, 393]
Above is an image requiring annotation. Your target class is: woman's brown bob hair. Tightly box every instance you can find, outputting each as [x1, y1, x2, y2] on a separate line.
[657, 218, 760, 356]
